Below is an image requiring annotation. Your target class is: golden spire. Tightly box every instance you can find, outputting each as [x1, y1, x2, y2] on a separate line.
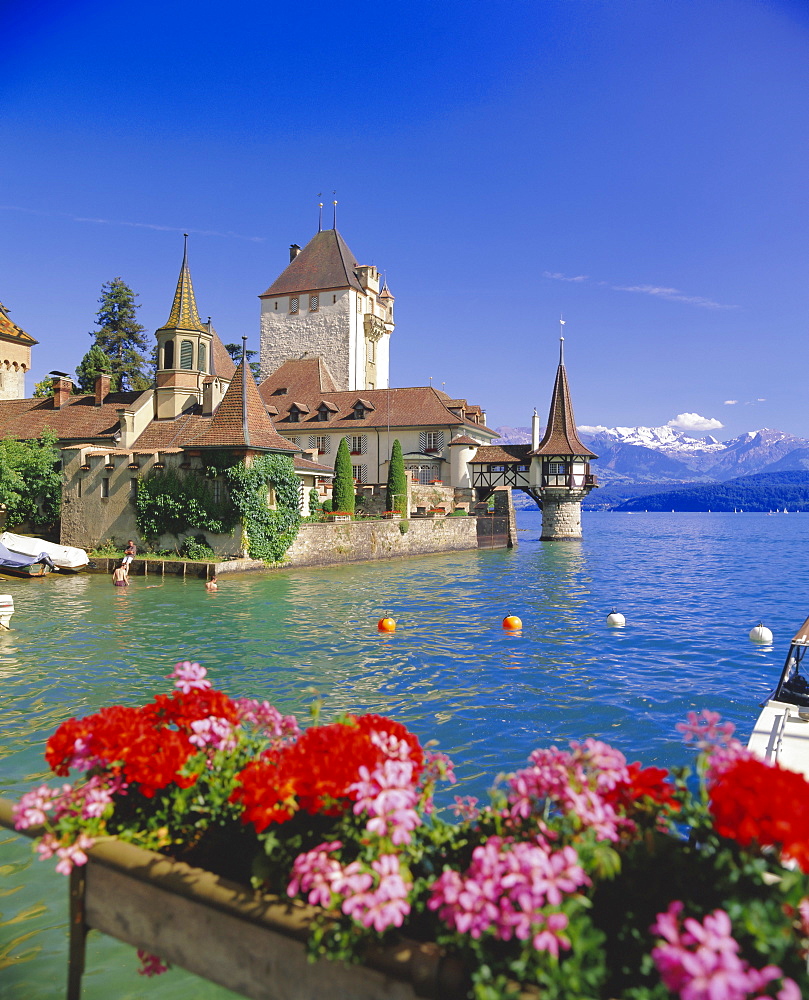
[159, 234, 207, 333]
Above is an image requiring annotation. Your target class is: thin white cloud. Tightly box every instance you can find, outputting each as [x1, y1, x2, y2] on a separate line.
[667, 412, 724, 432]
[0, 204, 264, 242]
[541, 265, 735, 309]
[578, 424, 610, 434]
[757, 398, 766, 402]
[542, 271, 588, 282]
[723, 400, 738, 405]
[612, 284, 733, 309]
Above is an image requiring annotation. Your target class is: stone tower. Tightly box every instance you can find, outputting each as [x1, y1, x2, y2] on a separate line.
[530, 337, 598, 540]
[154, 237, 215, 419]
[0, 299, 36, 400]
[258, 223, 394, 392]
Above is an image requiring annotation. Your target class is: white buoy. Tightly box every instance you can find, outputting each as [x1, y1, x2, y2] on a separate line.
[606, 610, 626, 628]
[749, 623, 773, 644]
[0, 595, 14, 630]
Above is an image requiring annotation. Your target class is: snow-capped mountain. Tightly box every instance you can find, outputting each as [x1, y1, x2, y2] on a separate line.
[577, 424, 726, 454]
[492, 425, 809, 484]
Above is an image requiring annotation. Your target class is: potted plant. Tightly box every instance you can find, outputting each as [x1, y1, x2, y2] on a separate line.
[5, 665, 809, 1000]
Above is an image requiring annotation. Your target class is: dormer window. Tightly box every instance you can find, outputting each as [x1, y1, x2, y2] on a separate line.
[317, 406, 329, 422]
[354, 405, 365, 420]
[288, 407, 300, 423]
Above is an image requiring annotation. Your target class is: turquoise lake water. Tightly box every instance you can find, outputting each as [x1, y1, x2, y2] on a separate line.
[1, 510, 806, 998]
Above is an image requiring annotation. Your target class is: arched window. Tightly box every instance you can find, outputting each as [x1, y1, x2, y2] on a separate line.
[180, 340, 194, 370]
[163, 339, 175, 369]
[198, 342, 207, 373]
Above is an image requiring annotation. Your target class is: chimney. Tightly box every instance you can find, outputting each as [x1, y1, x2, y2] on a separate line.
[51, 375, 72, 408]
[289, 244, 301, 262]
[94, 373, 111, 407]
[531, 408, 540, 451]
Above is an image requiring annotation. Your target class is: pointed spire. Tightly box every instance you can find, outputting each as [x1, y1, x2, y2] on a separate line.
[159, 234, 207, 333]
[318, 193, 323, 233]
[190, 349, 296, 452]
[533, 326, 596, 459]
[332, 193, 337, 230]
[241, 336, 250, 448]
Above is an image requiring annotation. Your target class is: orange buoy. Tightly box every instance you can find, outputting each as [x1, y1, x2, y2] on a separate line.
[502, 615, 522, 630]
[378, 617, 397, 632]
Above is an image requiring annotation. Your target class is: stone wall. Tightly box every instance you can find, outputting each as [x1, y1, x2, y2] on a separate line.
[540, 492, 587, 540]
[284, 516, 489, 568]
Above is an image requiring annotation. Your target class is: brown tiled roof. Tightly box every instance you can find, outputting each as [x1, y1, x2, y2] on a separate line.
[0, 392, 144, 443]
[294, 456, 334, 475]
[191, 360, 297, 452]
[210, 327, 236, 379]
[260, 357, 339, 399]
[260, 229, 364, 296]
[533, 357, 596, 458]
[0, 301, 37, 346]
[130, 411, 209, 450]
[470, 444, 532, 464]
[259, 370, 497, 437]
[449, 434, 479, 446]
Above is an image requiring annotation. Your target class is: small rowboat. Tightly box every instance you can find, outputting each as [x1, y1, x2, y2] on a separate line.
[747, 615, 809, 780]
[0, 540, 54, 578]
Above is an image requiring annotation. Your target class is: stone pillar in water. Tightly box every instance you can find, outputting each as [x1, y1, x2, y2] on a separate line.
[530, 334, 598, 541]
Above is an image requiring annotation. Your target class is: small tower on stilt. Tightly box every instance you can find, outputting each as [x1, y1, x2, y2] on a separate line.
[530, 334, 597, 540]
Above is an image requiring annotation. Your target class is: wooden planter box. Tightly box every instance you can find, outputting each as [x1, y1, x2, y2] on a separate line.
[0, 797, 465, 1000]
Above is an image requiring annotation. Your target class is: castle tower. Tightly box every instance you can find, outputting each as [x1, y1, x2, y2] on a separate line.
[258, 220, 394, 392]
[0, 299, 37, 400]
[154, 236, 213, 419]
[530, 336, 598, 540]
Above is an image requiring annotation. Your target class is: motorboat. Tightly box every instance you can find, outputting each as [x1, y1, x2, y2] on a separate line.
[747, 615, 809, 780]
[0, 541, 54, 578]
[0, 595, 14, 628]
[0, 532, 89, 573]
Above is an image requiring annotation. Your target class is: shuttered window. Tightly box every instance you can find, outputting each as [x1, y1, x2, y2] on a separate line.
[180, 340, 194, 370]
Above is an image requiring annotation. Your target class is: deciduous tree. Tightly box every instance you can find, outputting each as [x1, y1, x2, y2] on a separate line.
[0, 431, 61, 528]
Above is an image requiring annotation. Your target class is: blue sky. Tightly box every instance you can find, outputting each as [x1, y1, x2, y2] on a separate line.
[3, 0, 809, 439]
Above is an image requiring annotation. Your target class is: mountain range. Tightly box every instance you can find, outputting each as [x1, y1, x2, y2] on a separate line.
[493, 425, 809, 485]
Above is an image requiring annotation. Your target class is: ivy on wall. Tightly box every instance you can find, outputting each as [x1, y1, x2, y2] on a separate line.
[135, 467, 237, 541]
[225, 454, 301, 563]
[135, 456, 302, 563]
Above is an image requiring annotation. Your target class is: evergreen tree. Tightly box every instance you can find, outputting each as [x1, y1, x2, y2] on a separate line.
[332, 437, 355, 514]
[224, 342, 262, 380]
[90, 278, 152, 391]
[385, 439, 408, 514]
[75, 343, 113, 394]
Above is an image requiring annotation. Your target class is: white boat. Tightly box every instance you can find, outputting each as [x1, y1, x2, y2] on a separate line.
[0, 595, 14, 628]
[0, 532, 89, 573]
[748, 615, 809, 780]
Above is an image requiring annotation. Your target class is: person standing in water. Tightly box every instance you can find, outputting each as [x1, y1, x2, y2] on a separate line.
[122, 540, 137, 576]
[205, 576, 218, 591]
[112, 566, 128, 587]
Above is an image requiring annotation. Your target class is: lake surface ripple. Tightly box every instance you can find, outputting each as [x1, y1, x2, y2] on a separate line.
[1, 511, 805, 997]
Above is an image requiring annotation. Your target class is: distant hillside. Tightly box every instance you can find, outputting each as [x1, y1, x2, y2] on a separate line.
[613, 471, 809, 512]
